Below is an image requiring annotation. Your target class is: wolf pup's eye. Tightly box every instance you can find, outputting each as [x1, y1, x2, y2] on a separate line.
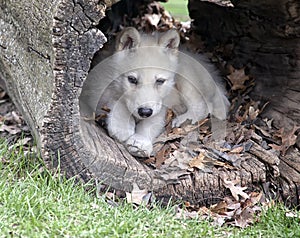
[156, 79, 166, 85]
[128, 75, 138, 85]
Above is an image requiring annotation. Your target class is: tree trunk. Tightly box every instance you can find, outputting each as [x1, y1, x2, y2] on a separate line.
[0, 0, 299, 206]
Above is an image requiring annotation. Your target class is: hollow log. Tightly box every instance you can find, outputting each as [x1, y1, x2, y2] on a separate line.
[0, 0, 299, 206]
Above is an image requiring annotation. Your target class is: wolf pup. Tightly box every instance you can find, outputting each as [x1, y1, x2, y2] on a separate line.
[92, 27, 229, 157]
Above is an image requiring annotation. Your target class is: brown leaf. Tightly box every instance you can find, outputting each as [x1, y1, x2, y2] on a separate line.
[163, 150, 191, 170]
[165, 109, 175, 134]
[227, 65, 250, 91]
[0, 124, 21, 135]
[223, 179, 249, 201]
[9, 137, 31, 149]
[270, 126, 300, 155]
[154, 144, 170, 168]
[263, 118, 273, 129]
[253, 124, 272, 138]
[210, 201, 228, 214]
[234, 207, 255, 228]
[153, 132, 183, 145]
[189, 153, 206, 170]
[142, 157, 156, 165]
[249, 191, 264, 205]
[175, 206, 199, 219]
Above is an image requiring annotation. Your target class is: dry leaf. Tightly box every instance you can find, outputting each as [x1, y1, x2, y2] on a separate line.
[248, 106, 259, 121]
[249, 191, 264, 205]
[270, 126, 300, 155]
[143, 157, 156, 165]
[144, 13, 161, 28]
[163, 150, 191, 170]
[154, 144, 170, 168]
[210, 201, 227, 214]
[0, 124, 21, 135]
[234, 207, 255, 228]
[153, 129, 184, 144]
[263, 118, 273, 129]
[126, 183, 150, 205]
[189, 153, 206, 170]
[171, 189, 267, 229]
[11, 111, 22, 124]
[175, 206, 199, 219]
[230, 145, 244, 154]
[223, 179, 249, 201]
[165, 109, 175, 134]
[227, 65, 250, 91]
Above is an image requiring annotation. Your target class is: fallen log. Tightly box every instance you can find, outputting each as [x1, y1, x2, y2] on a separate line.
[0, 0, 299, 206]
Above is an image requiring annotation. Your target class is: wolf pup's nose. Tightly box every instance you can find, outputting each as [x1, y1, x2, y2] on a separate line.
[138, 107, 153, 118]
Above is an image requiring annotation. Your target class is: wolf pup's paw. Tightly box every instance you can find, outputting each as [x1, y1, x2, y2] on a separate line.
[126, 134, 153, 157]
[108, 123, 135, 143]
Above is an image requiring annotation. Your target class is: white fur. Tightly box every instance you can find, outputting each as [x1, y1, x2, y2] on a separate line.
[92, 28, 229, 157]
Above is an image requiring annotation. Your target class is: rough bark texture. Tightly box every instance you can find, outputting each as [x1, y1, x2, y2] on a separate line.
[0, 0, 299, 206]
[0, 1, 57, 142]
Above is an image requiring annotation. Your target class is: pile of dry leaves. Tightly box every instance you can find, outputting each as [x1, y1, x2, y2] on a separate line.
[0, 87, 32, 148]
[124, 184, 265, 228]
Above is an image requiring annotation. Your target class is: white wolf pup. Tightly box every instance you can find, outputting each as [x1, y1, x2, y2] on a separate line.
[82, 27, 229, 157]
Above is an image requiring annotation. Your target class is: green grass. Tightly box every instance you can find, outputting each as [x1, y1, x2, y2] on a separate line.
[0, 139, 300, 237]
[161, 0, 190, 21]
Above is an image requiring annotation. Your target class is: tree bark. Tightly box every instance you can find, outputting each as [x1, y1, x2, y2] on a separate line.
[0, 0, 299, 206]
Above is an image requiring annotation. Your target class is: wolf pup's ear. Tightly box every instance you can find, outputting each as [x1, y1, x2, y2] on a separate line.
[116, 27, 141, 51]
[158, 29, 180, 50]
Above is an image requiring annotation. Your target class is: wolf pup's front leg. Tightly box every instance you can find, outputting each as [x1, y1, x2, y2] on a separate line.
[107, 100, 135, 143]
[126, 108, 166, 157]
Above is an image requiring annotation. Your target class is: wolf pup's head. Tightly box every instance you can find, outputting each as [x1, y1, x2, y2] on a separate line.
[114, 27, 180, 120]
